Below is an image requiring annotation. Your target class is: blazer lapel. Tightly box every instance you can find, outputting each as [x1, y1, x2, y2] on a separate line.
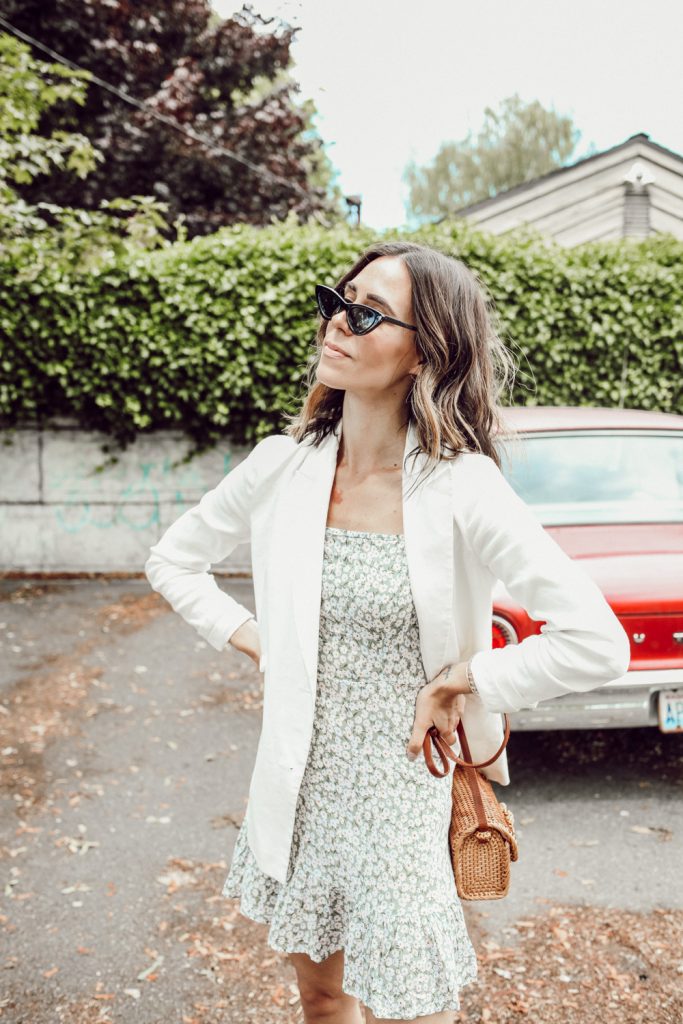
[285, 425, 338, 695]
[402, 428, 456, 684]
[285, 418, 456, 700]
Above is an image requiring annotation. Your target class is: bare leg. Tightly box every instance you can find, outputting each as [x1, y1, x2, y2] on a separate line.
[364, 1007, 458, 1024]
[288, 948, 365, 1024]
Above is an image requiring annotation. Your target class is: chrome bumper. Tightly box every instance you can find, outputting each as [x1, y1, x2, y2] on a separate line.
[508, 668, 683, 730]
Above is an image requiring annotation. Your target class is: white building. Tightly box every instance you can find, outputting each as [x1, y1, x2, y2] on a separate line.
[455, 133, 683, 247]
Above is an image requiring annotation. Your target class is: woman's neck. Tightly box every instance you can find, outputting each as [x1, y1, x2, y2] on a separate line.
[338, 414, 408, 479]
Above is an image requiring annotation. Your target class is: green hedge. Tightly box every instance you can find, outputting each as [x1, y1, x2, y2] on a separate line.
[1, 218, 681, 452]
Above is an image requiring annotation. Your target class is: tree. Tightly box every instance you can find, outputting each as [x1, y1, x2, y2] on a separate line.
[0, 1, 337, 235]
[0, 30, 98, 202]
[0, 32, 171, 277]
[405, 93, 583, 221]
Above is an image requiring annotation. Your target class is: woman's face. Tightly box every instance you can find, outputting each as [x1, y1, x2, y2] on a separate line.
[315, 255, 422, 395]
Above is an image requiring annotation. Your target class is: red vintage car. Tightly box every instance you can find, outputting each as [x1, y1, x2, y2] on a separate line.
[492, 405, 683, 734]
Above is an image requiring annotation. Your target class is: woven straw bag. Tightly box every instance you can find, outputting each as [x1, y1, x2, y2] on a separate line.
[422, 714, 518, 900]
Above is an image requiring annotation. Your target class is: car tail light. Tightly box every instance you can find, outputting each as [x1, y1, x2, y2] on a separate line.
[620, 612, 683, 669]
[492, 614, 518, 648]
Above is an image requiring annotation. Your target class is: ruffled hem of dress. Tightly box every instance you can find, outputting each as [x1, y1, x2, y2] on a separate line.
[221, 825, 479, 1020]
[340, 903, 478, 1020]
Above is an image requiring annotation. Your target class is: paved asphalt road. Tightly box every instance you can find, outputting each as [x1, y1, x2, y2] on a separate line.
[1, 577, 681, 1023]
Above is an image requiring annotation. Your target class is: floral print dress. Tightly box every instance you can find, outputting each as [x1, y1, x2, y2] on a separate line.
[222, 526, 478, 1020]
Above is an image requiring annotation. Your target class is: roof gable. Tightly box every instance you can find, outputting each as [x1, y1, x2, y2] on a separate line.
[454, 133, 683, 246]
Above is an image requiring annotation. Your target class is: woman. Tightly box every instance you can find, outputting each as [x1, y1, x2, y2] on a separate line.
[145, 241, 630, 1023]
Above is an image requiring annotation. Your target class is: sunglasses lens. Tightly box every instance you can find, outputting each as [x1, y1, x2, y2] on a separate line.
[316, 286, 344, 320]
[315, 285, 382, 335]
[347, 306, 380, 335]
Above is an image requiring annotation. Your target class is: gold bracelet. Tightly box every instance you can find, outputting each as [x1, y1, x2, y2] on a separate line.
[465, 658, 479, 696]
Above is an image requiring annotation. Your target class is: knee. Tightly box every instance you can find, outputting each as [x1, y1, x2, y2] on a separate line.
[298, 983, 353, 1020]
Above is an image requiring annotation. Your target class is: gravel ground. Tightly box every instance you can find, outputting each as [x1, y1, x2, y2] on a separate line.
[1, 577, 682, 1024]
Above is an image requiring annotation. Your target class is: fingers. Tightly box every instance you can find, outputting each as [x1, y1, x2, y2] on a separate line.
[435, 711, 460, 748]
[406, 713, 432, 761]
[406, 716, 460, 761]
[407, 679, 465, 763]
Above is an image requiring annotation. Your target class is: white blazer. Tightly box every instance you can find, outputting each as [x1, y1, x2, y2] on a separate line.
[145, 418, 630, 883]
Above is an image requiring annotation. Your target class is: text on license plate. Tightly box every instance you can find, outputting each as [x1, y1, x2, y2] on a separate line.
[657, 690, 683, 733]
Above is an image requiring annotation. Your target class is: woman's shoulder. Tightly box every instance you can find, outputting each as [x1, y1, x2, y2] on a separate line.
[246, 432, 301, 478]
[445, 449, 516, 516]
[447, 447, 500, 481]
[252, 432, 299, 459]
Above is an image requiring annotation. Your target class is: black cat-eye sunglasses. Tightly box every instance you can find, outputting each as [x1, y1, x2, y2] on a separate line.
[315, 284, 417, 336]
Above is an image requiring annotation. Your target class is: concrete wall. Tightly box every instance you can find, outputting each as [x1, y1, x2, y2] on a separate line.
[0, 425, 254, 573]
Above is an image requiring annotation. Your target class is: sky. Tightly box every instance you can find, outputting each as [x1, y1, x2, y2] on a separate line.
[213, 0, 683, 230]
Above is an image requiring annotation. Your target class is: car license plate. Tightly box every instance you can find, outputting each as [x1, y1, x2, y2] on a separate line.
[657, 690, 683, 733]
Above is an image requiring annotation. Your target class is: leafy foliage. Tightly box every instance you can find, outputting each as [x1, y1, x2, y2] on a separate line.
[0, 31, 99, 201]
[405, 94, 584, 221]
[0, 32, 177, 275]
[0, 218, 681, 454]
[2, 1, 340, 234]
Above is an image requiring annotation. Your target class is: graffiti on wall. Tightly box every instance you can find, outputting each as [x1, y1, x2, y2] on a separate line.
[48, 452, 236, 533]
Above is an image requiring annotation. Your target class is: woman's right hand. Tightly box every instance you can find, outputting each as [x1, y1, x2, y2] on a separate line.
[228, 618, 262, 669]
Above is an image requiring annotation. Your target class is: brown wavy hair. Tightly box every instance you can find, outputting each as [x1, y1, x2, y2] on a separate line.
[282, 240, 521, 478]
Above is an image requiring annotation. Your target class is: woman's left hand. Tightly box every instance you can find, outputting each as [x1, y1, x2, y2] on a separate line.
[406, 664, 469, 762]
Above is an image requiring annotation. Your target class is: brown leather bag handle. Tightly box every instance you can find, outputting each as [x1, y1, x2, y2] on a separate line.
[422, 714, 511, 779]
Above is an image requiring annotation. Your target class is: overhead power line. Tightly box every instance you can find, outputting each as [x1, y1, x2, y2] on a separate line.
[0, 13, 310, 199]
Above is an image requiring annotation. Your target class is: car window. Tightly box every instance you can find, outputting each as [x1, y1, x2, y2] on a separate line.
[499, 431, 683, 525]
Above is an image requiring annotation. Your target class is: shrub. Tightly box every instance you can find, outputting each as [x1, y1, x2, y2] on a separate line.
[1, 217, 681, 452]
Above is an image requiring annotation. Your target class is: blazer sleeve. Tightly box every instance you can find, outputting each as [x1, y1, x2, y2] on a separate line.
[144, 435, 275, 652]
[461, 453, 631, 714]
